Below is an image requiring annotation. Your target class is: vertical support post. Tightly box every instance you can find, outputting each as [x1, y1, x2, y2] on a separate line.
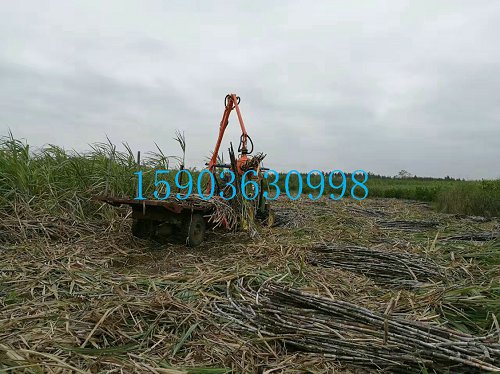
[135, 151, 141, 197]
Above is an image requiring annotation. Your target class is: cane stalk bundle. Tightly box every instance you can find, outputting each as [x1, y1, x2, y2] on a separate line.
[307, 243, 446, 287]
[214, 279, 500, 373]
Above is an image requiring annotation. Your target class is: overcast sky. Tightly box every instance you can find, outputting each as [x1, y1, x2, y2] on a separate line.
[1, 1, 499, 179]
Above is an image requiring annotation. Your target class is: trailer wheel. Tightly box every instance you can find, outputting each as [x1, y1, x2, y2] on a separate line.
[132, 219, 153, 239]
[179, 213, 206, 247]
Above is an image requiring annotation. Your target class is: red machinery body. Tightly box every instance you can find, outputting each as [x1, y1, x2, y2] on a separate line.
[207, 94, 251, 176]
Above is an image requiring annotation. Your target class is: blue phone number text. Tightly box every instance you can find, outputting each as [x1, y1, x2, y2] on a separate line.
[134, 169, 368, 201]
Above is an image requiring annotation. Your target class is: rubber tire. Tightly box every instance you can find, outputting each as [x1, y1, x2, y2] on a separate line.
[179, 213, 206, 247]
[131, 219, 154, 239]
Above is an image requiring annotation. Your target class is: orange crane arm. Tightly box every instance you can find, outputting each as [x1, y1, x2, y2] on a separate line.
[207, 94, 248, 173]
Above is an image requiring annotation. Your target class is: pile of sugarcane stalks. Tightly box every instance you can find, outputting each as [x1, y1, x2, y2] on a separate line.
[0, 211, 109, 243]
[186, 195, 239, 230]
[378, 219, 439, 231]
[214, 279, 500, 373]
[272, 207, 308, 228]
[443, 231, 500, 242]
[306, 243, 446, 287]
[347, 205, 388, 218]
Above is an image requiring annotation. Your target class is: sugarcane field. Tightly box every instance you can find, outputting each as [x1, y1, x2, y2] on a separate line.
[1, 2, 500, 373]
[1, 179, 499, 373]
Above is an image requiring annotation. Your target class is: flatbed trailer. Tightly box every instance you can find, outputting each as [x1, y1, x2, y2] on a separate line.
[96, 195, 235, 247]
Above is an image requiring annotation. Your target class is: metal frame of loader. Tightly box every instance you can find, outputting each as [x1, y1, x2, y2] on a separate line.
[98, 196, 216, 247]
[98, 93, 272, 247]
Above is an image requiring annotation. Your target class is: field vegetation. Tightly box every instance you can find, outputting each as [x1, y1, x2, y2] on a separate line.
[276, 173, 500, 218]
[1, 133, 499, 372]
[2, 134, 498, 220]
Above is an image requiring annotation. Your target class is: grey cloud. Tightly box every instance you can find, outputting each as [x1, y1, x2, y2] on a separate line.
[1, 0, 499, 178]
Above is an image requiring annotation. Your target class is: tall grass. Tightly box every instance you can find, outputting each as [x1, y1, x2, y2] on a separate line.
[0, 133, 177, 221]
[435, 180, 500, 217]
[1, 134, 499, 220]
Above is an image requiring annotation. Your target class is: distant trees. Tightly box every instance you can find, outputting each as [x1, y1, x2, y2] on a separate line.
[396, 170, 413, 179]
